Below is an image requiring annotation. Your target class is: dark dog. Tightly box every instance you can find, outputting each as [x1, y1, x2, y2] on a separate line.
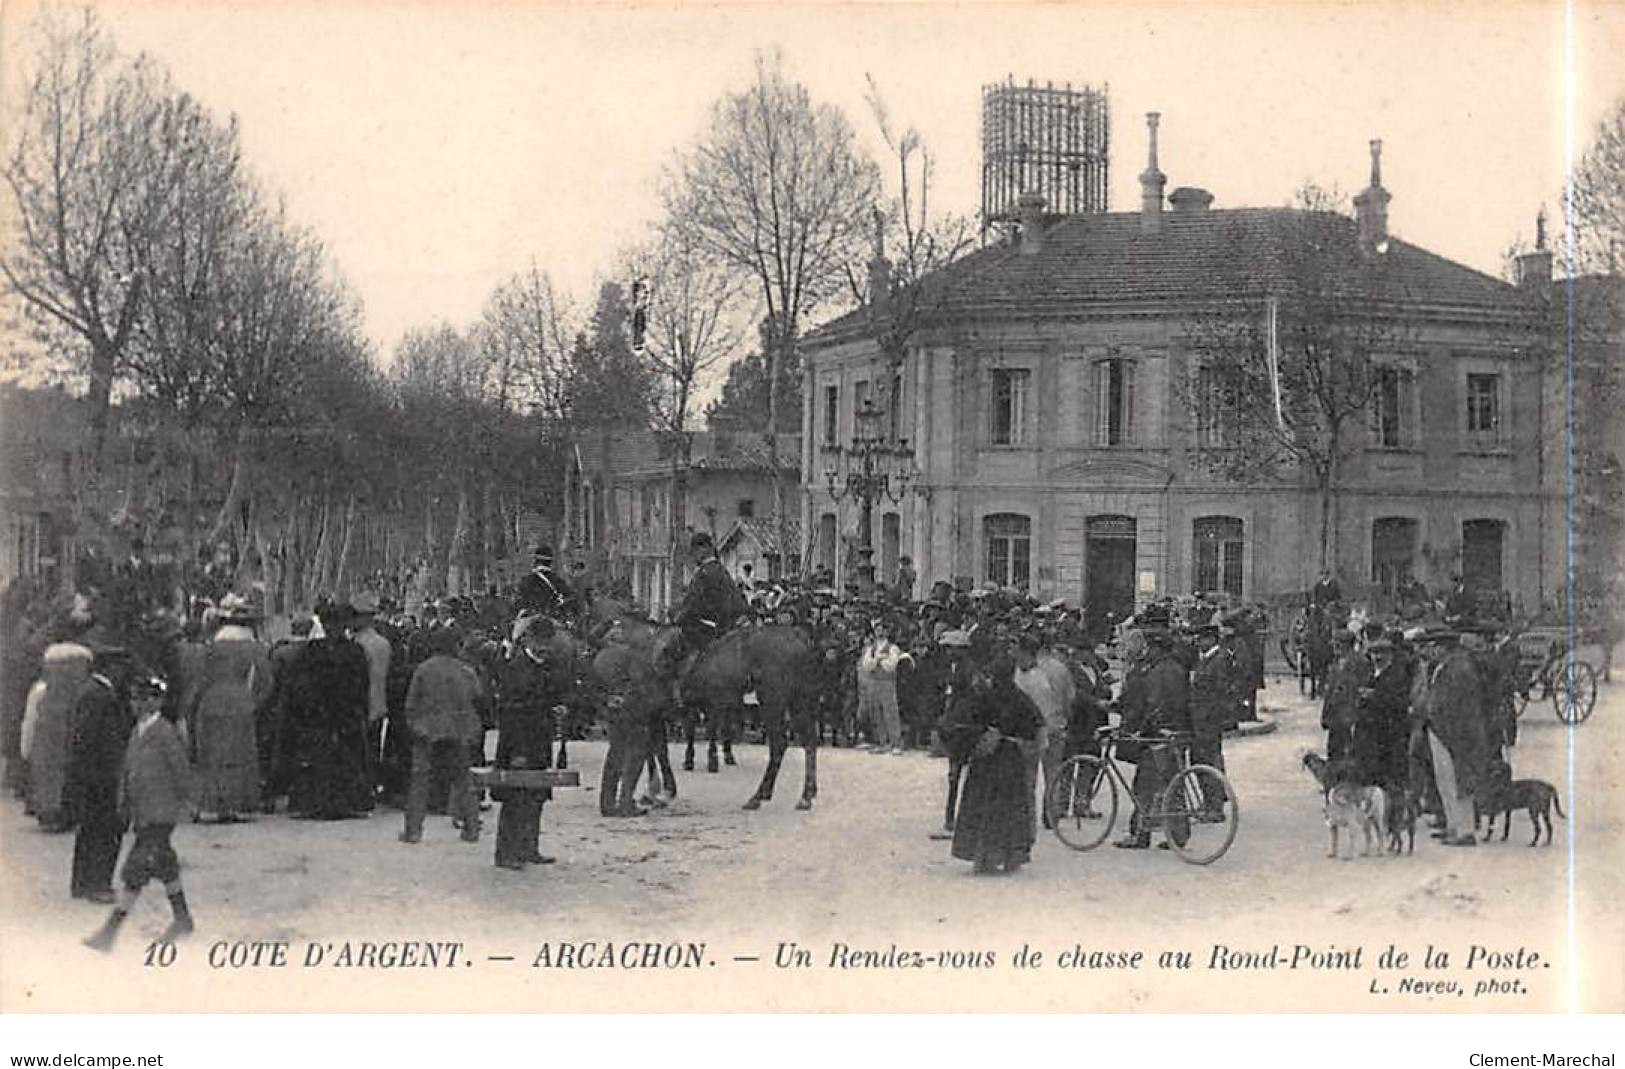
[1384, 788, 1417, 854]
[1475, 775, 1565, 846]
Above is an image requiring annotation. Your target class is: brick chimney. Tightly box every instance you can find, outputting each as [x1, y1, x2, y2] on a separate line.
[1017, 190, 1047, 256]
[1353, 139, 1392, 256]
[867, 206, 891, 303]
[1169, 186, 1214, 212]
[1516, 207, 1553, 290]
[1139, 112, 1167, 234]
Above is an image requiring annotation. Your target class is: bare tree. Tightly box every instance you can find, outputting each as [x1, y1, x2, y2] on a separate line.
[1179, 184, 1416, 572]
[2, 7, 182, 456]
[1570, 95, 1625, 276]
[854, 74, 977, 368]
[665, 49, 880, 565]
[623, 227, 746, 582]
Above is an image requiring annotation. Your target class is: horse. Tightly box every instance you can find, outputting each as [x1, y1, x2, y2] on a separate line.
[682, 624, 821, 810]
[588, 618, 681, 814]
[587, 593, 821, 811]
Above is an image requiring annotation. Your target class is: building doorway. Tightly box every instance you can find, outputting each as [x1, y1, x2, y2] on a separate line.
[1461, 519, 1505, 593]
[1371, 517, 1419, 597]
[1085, 515, 1137, 639]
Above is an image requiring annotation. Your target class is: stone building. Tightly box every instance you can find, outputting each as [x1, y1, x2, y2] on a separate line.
[802, 115, 1555, 629]
[563, 427, 799, 617]
[0, 384, 78, 597]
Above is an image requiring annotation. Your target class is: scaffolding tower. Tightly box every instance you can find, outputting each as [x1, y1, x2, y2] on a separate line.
[980, 78, 1110, 235]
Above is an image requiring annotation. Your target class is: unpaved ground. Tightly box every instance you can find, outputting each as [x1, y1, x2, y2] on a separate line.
[2, 677, 1620, 1012]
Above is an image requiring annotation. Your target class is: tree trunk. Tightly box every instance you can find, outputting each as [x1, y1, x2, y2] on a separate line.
[205, 423, 252, 549]
[447, 485, 471, 597]
[306, 494, 333, 605]
[332, 492, 357, 596]
[84, 341, 119, 467]
[768, 329, 789, 579]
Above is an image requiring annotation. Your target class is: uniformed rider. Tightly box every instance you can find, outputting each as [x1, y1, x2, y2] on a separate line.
[515, 545, 579, 624]
[675, 532, 747, 660]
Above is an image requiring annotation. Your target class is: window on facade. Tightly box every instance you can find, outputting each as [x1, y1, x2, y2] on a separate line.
[854, 379, 871, 430]
[991, 368, 1031, 445]
[823, 384, 839, 446]
[1193, 516, 1244, 596]
[1466, 373, 1501, 439]
[888, 370, 903, 442]
[816, 513, 837, 570]
[737, 499, 755, 519]
[1462, 519, 1506, 592]
[881, 512, 900, 582]
[1371, 366, 1412, 449]
[1195, 364, 1229, 448]
[984, 513, 1032, 589]
[1094, 359, 1135, 446]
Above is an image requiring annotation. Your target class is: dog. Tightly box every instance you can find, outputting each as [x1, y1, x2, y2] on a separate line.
[1384, 788, 1417, 854]
[1302, 752, 1390, 860]
[1474, 759, 1565, 846]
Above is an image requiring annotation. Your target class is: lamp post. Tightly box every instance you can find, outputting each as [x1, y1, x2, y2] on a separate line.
[823, 396, 916, 591]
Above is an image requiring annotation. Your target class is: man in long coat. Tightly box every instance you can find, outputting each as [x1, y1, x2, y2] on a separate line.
[1319, 630, 1368, 766]
[66, 649, 135, 901]
[1422, 631, 1486, 846]
[1116, 627, 1192, 849]
[1187, 625, 1230, 818]
[493, 618, 564, 865]
[400, 628, 484, 843]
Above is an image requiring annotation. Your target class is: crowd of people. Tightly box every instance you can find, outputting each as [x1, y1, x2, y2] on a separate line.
[0, 527, 1553, 948]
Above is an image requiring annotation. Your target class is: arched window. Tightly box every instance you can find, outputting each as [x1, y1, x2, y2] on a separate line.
[1371, 517, 1419, 595]
[984, 513, 1032, 589]
[1193, 516, 1244, 596]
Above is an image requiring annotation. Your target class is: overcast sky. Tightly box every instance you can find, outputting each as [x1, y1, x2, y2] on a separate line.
[8, 1, 1625, 365]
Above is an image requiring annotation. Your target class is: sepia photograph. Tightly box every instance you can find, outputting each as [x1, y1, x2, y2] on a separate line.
[0, 0, 1622, 1024]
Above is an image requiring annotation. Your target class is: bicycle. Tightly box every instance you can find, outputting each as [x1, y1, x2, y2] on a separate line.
[1045, 730, 1239, 865]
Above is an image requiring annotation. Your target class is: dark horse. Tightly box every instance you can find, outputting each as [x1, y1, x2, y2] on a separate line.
[589, 594, 821, 810]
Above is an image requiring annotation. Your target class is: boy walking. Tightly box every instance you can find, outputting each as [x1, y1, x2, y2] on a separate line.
[85, 672, 195, 950]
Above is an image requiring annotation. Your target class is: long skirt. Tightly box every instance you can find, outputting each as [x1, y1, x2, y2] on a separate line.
[194, 689, 261, 814]
[951, 742, 1034, 869]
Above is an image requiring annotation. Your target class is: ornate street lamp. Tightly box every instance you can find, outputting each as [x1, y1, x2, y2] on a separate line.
[823, 395, 917, 590]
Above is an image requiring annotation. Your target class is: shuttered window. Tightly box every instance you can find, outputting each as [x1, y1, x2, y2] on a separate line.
[1093, 358, 1135, 446]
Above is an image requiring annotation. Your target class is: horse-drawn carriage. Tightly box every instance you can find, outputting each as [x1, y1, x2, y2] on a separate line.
[1511, 625, 1600, 725]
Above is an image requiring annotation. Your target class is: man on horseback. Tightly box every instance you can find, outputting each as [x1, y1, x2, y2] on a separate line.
[515, 545, 580, 627]
[673, 532, 747, 668]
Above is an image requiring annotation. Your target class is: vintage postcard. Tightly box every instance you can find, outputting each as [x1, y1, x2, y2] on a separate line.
[1, 0, 1621, 1017]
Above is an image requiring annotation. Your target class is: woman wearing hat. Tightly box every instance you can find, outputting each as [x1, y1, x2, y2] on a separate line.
[942, 649, 1042, 874]
[188, 595, 270, 821]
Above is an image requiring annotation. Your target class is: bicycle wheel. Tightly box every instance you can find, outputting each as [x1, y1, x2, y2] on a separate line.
[1047, 755, 1117, 852]
[1161, 764, 1238, 865]
[1553, 658, 1598, 725]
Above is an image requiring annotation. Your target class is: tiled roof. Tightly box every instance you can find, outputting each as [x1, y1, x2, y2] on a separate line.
[808, 207, 1525, 344]
[718, 515, 803, 556]
[619, 431, 800, 478]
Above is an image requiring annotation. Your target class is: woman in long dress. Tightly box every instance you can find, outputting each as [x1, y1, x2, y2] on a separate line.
[28, 638, 95, 831]
[188, 605, 269, 820]
[943, 649, 1041, 874]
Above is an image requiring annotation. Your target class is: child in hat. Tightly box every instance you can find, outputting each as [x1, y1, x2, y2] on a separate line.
[84, 672, 195, 951]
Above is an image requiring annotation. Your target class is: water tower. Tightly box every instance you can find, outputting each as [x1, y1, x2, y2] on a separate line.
[980, 77, 1111, 237]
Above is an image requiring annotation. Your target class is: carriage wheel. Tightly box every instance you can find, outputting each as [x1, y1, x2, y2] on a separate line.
[1046, 756, 1117, 852]
[1162, 765, 1239, 865]
[1513, 687, 1530, 720]
[1552, 659, 1599, 725]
